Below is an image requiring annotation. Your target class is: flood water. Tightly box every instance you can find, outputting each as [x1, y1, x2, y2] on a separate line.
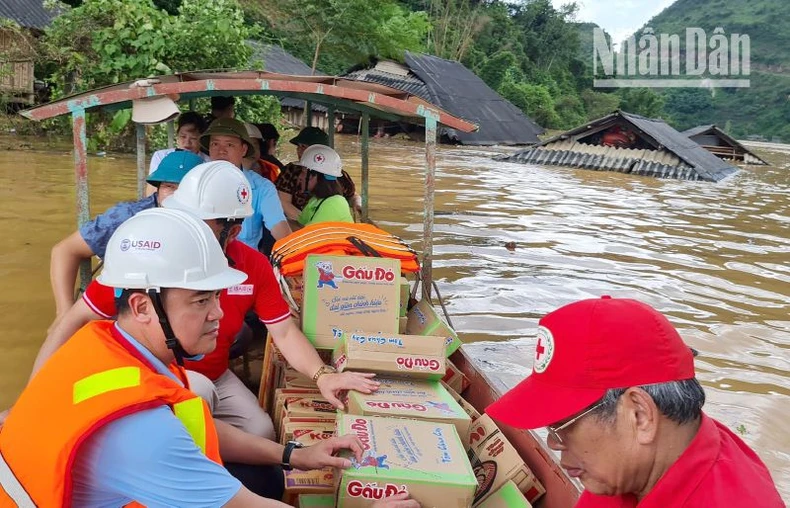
[0, 134, 788, 501]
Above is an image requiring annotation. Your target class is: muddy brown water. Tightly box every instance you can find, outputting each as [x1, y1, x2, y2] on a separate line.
[0, 134, 787, 501]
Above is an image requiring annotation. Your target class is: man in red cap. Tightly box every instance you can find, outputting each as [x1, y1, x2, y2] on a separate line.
[487, 297, 783, 508]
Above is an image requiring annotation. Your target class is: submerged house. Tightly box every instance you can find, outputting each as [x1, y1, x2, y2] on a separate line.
[342, 52, 543, 146]
[503, 111, 739, 182]
[683, 125, 768, 165]
[0, 0, 57, 106]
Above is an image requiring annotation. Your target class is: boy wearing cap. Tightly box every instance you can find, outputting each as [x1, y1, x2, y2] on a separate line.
[487, 297, 783, 508]
[201, 118, 292, 249]
[275, 126, 359, 221]
[148, 111, 210, 176]
[49, 151, 204, 318]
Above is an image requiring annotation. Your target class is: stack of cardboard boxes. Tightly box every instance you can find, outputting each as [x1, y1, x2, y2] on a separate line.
[261, 254, 544, 507]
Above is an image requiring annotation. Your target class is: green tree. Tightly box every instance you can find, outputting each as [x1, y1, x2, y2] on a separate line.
[616, 88, 665, 118]
[477, 51, 518, 91]
[265, 0, 428, 74]
[498, 78, 561, 128]
[581, 90, 620, 119]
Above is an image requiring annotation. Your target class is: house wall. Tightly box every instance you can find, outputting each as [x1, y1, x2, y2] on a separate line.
[0, 29, 35, 104]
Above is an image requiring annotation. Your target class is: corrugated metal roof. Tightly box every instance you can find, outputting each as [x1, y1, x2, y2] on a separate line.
[404, 52, 543, 146]
[682, 124, 716, 138]
[504, 111, 739, 182]
[343, 52, 543, 146]
[622, 112, 737, 181]
[344, 67, 430, 100]
[0, 0, 57, 29]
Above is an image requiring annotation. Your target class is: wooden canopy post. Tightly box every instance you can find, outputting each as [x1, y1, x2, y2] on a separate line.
[167, 119, 175, 148]
[421, 112, 438, 300]
[136, 124, 146, 199]
[304, 101, 312, 127]
[360, 112, 370, 222]
[72, 109, 92, 290]
[327, 105, 335, 148]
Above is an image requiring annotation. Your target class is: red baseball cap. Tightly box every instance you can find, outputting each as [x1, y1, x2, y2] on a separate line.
[486, 297, 696, 429]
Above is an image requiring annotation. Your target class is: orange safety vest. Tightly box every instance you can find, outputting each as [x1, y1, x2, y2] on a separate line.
[271, 222, 420, 277]
[0, 321, 221, 508]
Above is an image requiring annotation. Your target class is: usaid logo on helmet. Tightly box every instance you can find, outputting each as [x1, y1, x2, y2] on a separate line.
[119, 238, 162, 252]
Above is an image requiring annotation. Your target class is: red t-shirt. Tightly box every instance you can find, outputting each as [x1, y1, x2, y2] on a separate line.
[82, 239, 291, 380]
[575, 413, 784, 508]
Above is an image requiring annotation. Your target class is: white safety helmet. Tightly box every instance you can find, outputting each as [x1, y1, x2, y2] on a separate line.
[162, 161, 253, 220]
[299, 144, 342, 179]
[244, 122, 262, 161]
[97, 208, 246, 292]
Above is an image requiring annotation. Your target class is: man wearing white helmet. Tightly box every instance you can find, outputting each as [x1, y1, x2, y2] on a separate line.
[3, 161, 378, 437]
[0, 208, 369, 506]
[297, 144, 354, 226]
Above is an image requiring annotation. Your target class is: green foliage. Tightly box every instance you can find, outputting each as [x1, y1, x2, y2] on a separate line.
[41, 0, 170, 95]
[263, 0, 429, 74]
[166, 0, 259, 73]
[499, 79, 561, 128]
[616, 88, 666, 118]
[581, 90, 620, 119]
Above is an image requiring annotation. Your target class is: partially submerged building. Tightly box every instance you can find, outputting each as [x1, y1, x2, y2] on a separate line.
[343, 52, 543, 146]
[0, 0, 57, 106]
[683, 124, 768, 165]
[503, 111, 739, 182]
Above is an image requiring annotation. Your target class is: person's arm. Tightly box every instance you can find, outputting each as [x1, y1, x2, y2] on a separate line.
[278, 190, 302, 222]
[50, 231, 94, 316]
[215, 419, 363, 470]
[267, 319, 378, 409]
[31, 299, 101, 380]
[269, 220, 292, 240]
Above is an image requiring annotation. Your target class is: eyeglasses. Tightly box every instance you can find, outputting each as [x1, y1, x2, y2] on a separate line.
[546, 401, 604, 445]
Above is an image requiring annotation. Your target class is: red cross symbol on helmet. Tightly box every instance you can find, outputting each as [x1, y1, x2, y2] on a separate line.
[314, 153, 325, 164]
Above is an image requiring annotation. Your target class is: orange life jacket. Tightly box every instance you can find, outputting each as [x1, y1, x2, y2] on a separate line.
[0, 321, 220, 508]
[271, 222, 420, 277]
[258, 158, 281, 183]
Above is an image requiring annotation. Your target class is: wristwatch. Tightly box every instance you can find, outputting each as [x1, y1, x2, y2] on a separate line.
[281, 440, 305, 471]
[312, 364, 337, 383]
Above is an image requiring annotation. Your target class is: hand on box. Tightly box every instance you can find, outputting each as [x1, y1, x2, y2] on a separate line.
[290, 433, 364, 470]
[316, 371, 379, 410]
[371, 492, 421, 508]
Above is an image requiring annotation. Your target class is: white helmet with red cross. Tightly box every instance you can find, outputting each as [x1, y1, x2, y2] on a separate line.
[163, 160, 253, 220]
[299, 144, 342, 178]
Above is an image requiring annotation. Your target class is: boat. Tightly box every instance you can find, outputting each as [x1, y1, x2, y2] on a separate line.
[20, 71, 582, 507]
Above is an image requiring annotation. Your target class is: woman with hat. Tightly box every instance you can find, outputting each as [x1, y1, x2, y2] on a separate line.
[297, 144, 354, 226]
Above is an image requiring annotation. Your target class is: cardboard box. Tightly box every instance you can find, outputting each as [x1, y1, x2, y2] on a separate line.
[336, 415, 477, 508]
[302, 255, 401, 348]
[468, 416, 545, 506]
[475, 481, 532, 508]
[399, 316, 408, 334]
[442, 359, 471, 394]
[332, 332, 447, 380]
[298, 494, 335, 508]
[345, 378, 471, 444]
[284, 468, 335, 505]
[406, 299, 463, 357]
[399, 276, 410, 317]
[283, 419, 338, 504]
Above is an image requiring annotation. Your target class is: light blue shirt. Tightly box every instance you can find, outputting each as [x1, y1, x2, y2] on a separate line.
[238, 169, 287, 249]
[70, 324, 241, 507]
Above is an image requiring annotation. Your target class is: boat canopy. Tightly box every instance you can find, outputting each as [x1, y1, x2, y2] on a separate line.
[20, 70, 478, 297]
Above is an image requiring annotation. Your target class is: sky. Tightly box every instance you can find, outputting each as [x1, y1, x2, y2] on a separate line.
[551, 0, 677, 46]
